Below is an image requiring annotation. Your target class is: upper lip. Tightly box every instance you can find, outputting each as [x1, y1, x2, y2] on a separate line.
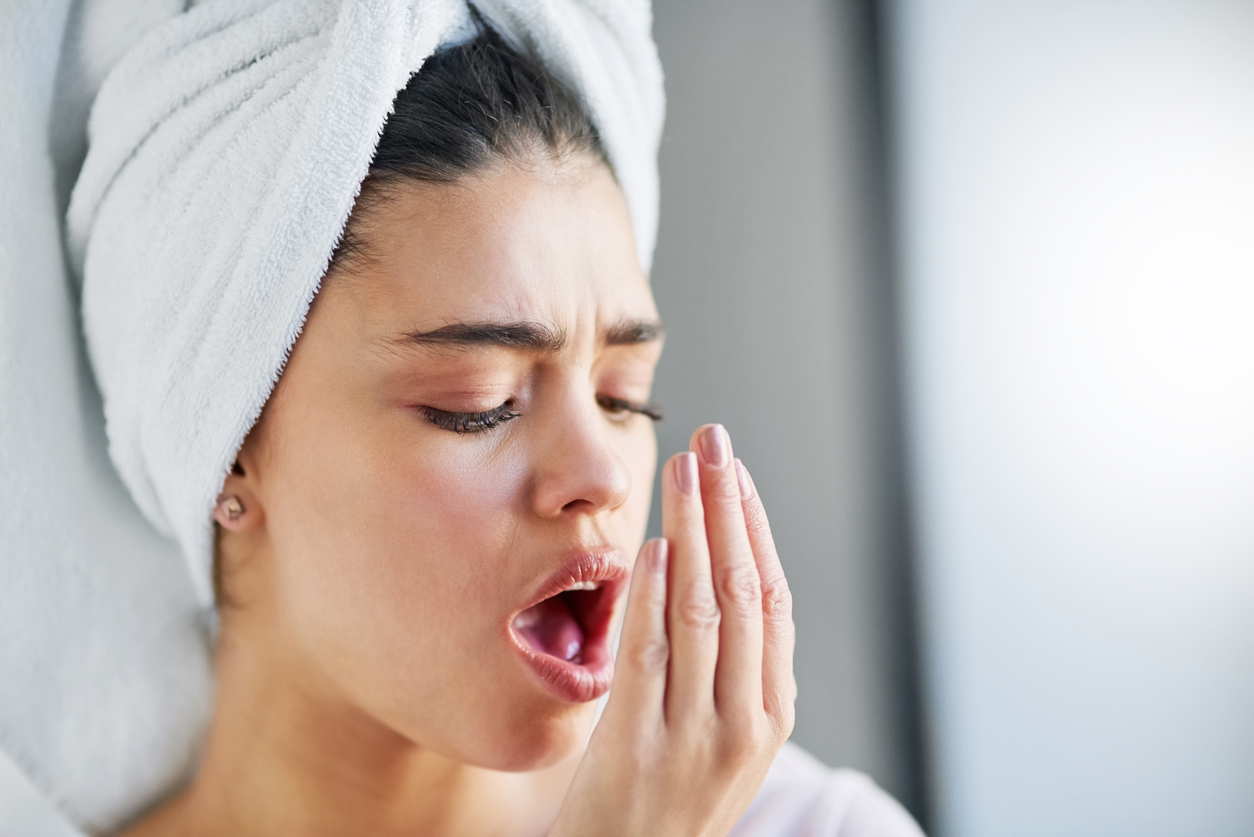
[512, 546, 631, 618]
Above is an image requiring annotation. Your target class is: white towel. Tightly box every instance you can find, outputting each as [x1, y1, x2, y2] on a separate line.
[0, 0, 660, 831]
[66, 0, 665, 609]
[3, 1, 214, 833]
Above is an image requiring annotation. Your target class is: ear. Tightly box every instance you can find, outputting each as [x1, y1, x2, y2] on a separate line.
[213, 456, 265, 533]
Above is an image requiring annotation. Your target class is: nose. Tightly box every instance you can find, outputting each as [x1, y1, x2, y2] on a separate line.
[530, 392, 632, 519]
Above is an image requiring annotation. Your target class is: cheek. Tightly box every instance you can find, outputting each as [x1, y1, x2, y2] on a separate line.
[376, 440, 528, 583]
[266, 407, 527, 650]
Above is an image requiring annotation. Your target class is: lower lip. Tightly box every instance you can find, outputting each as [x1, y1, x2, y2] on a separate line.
[508, 629, 615, 703]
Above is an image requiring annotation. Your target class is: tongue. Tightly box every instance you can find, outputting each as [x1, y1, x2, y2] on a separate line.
[513, 594, 585, 663]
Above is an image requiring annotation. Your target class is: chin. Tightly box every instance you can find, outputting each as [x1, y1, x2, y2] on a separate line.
[472, 697, 598, 773]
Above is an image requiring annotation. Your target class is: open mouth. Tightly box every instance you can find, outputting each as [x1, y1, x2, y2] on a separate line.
[508, 552, 628, 702]
[512, 580, 613, 665]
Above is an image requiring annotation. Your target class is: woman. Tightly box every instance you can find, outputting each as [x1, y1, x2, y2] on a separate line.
[63, 2, 923, 834]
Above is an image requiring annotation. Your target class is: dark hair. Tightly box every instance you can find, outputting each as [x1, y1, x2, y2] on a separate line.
[330, 22, 607, 273]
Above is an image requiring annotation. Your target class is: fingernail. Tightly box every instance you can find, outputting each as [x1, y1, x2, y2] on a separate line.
[735, 458, 755, 500]
[648, 538, 669, 574]
[675, 452, 698, 495]
[699, 424, 729, 468]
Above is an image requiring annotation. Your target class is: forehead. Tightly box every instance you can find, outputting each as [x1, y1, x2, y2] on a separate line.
[330, 158, 657, 340]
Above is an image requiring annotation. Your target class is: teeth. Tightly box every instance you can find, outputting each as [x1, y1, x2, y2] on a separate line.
[565, 581, 599, 592]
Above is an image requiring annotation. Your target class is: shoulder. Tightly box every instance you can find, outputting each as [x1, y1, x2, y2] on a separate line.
[730, 742, 926, 837]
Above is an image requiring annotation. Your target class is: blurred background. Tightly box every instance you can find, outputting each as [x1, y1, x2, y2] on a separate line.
[647, 1, 1254, 835]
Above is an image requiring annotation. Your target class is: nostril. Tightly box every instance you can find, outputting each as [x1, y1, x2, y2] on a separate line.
[560, 492, 621, 514]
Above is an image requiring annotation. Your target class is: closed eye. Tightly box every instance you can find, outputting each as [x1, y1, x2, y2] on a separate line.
[424, 403, 520, 434]
[597, 395, 663, 422]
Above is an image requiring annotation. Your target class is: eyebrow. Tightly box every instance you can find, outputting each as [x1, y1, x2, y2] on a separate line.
[391, 318, 664, 353]
[605, 319, 665, 346]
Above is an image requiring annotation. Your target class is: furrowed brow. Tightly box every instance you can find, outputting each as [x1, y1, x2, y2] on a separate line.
[604, 319, 665, 346]
[393, 321, 568, 353]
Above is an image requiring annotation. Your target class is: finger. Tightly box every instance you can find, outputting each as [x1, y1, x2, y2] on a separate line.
[691, 425, 764, 720]
[605, 538, 670, 724]
[735, 458, 796, 731]
[662, 451, 720, 721]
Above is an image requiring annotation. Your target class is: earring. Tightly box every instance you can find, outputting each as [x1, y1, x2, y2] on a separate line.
[218, 495, 245, 523]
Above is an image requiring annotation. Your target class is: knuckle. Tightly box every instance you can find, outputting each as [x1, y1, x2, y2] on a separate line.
[773, 705, 796, 742]
[715, 712, 774, 765]
[676, 587, 721, 630]
[715, 564, 762, 616]
[624, 635, 670, 673]
[782, 696, 798, 733]
[760, 571, 793, 624]
[762, 678, 797, 742]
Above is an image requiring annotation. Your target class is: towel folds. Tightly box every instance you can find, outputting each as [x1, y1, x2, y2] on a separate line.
[66, 0, 665, 607]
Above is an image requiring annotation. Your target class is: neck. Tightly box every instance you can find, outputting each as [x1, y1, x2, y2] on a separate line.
[128, 612, 579, 837]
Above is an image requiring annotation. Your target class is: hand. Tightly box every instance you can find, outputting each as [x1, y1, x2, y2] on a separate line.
[550, 424, 796, 837]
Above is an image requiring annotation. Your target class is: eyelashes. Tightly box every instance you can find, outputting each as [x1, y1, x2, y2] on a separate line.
[595, 395, 664, 422]
[424, 396, 663, 434]
[423, 403, 521, 435]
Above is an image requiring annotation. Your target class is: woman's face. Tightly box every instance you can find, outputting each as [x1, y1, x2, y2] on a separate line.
[232, 156, 661, 771]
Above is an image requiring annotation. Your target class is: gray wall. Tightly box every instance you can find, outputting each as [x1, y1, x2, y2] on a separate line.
[648, 0, 916, 807]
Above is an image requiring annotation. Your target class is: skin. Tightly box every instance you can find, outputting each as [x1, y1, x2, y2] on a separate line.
[122, 154, 795, 837]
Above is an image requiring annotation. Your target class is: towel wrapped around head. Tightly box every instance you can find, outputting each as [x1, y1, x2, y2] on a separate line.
[66, 0, 664, 608]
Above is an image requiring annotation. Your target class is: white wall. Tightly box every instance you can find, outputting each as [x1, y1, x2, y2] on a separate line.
[889, 2, 1254, 834]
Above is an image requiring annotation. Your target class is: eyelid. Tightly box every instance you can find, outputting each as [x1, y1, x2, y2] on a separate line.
[422, 393, 662, 434]
[597, 394, 663, 422]
[423, 403, 520, 434]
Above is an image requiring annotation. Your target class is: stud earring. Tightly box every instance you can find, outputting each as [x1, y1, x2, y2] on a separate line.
[218, 495, 244, 523]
